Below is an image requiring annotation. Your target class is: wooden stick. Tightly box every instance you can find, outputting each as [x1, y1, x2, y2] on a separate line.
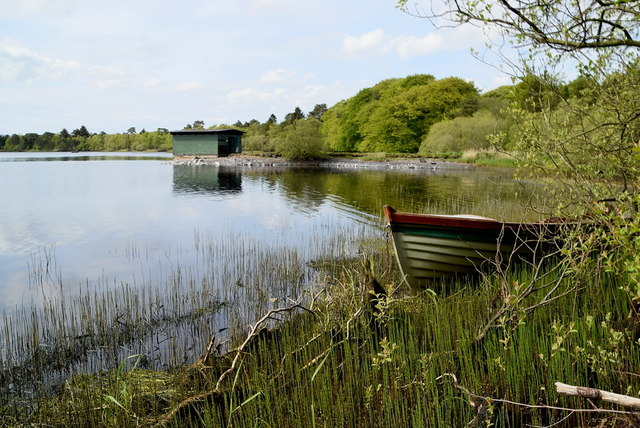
[555, 382, 640, 409]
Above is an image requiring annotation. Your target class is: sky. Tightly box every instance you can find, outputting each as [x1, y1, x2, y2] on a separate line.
[0, 0, 514, 135]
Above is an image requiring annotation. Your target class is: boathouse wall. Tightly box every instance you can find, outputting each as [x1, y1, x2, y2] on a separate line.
[170, 129, 243, 157]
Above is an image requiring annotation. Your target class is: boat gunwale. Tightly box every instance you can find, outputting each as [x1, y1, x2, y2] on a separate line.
[383, 205, 569, 231]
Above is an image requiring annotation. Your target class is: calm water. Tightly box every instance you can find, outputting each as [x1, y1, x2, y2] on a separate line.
[0, 152, 538, 309]
[0, 152, 541, 385]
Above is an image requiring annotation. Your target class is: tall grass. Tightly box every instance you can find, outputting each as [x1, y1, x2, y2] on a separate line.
[2, 196, 638, 426]
[191, 259, 638, 427]
[459, 148, 518, 167]
[0, 222, 376, 410]
[9, 233, 638, 427]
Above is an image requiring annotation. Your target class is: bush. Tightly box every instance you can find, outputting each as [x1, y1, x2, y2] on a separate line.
[274, 118, 325, 160]
[419, 110, 506, 154]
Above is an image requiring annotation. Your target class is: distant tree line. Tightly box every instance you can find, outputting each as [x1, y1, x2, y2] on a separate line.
[0, 127, 172, 152]
[1, 72, 614, 159]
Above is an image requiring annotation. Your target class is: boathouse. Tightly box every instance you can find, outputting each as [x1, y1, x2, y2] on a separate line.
[170, 129, 244, 157]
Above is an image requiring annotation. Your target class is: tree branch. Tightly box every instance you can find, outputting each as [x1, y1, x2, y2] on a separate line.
[556, 382, 640, 410]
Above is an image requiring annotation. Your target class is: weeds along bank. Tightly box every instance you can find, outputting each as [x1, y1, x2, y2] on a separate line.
[5, 232, 639, 427]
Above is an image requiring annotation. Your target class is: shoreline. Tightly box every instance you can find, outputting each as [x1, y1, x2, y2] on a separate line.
[172, 154, 473, 171]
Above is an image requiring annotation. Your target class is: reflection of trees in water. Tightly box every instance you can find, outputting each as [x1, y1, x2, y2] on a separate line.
[260, 169, 329, 213]
[240, 167, 543, 221]
[172, 165, 242, 196]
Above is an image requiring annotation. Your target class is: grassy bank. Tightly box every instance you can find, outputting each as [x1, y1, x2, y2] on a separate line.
[4, 233, 639, 427]
[245, 150, 518, 167]
[325, 150, 519, 168]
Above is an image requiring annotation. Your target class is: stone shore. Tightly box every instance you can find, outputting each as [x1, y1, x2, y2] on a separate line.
[172, 155, 472, 171]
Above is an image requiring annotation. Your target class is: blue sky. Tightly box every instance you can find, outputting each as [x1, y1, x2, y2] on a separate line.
[1, 0, 512, 135]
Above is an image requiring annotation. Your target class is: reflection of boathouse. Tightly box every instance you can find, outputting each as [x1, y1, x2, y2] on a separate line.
[172, 165, 242, 195]
[170, 129, 244, 157]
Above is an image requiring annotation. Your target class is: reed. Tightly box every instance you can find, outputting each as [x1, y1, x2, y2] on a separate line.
[2, 212, 638, 426]
[189, 259, 637, 428]
[0, 221, 375, 416]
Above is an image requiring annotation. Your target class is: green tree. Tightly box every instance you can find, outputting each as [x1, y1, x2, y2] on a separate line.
[321, 100, 361, 152]
[322, 75, 476, 153]
[283, 107, 305, 125]
[511, 73, 565, 113]
[420, 109, 506, 153]
[400, 73, 435, 88]
[323, 75, 443, 152]
[274, 117, 324, 159]
[399, 0, 640, 207]
[243, 120, 273, 152]
[308, 104, 328, 120]
[513, 70, 640, 203]
[20, 133, 39, 151]
[359, 77, 478, 152]
[4, 134, 20, 151]
[73, 126, 90, 138]
[37, 132, 55, 151]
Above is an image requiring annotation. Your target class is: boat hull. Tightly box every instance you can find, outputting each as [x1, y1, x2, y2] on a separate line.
[384, 206, 560, 288]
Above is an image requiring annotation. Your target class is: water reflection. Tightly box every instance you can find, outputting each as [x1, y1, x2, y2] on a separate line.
[238, 167, 542, 221]
[0, 152, 173, 162]
[172, 165, 242, 196]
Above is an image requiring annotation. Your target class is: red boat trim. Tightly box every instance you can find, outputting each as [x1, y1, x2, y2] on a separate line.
[384, 205, 518, 231]
[383, 206, 568, 232]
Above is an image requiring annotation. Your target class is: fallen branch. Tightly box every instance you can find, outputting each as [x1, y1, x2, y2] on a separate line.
[215, 304, 309, 390]
[438, 373, 640, 419]
[153, 302, 311, 427]
[555, 381, 640, 409]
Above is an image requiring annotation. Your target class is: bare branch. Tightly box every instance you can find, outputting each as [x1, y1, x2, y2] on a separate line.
[402, 0, 640, 51]
[440, 373, 640, 418]
[556, 382, 640, 409]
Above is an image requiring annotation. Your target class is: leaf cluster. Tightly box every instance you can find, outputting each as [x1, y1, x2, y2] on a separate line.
[321, 75, 478, 153]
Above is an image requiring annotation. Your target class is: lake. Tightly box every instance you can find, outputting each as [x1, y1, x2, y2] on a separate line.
[0, 152, 540, 390]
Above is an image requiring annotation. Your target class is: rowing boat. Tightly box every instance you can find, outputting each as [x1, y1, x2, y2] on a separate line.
[383, 206, 565, 288]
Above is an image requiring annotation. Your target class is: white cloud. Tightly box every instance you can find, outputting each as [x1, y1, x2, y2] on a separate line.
[260, 69, 295, 84]
[144, 78, 162, 88]
[390, 33, 446, 58]
[88, 65, 127, 89]
[245, 0, 302, 14]
[0, 0, 78, 17]
[92, 78, 124, 89]
[175, 82, 203, 91]
[0, 38, 79, 82]
[342, 29, 387, 55]
[296, 84, 327, 102]
[342, 25, 487, 58]
[226, 87, 286, 105]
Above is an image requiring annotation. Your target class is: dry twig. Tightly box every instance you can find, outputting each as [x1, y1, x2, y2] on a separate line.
[153, 302, 311, 427]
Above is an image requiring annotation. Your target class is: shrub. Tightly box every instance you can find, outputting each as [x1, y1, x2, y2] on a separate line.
[419, 110, 506, 154]
[274, 118, 325, 160]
